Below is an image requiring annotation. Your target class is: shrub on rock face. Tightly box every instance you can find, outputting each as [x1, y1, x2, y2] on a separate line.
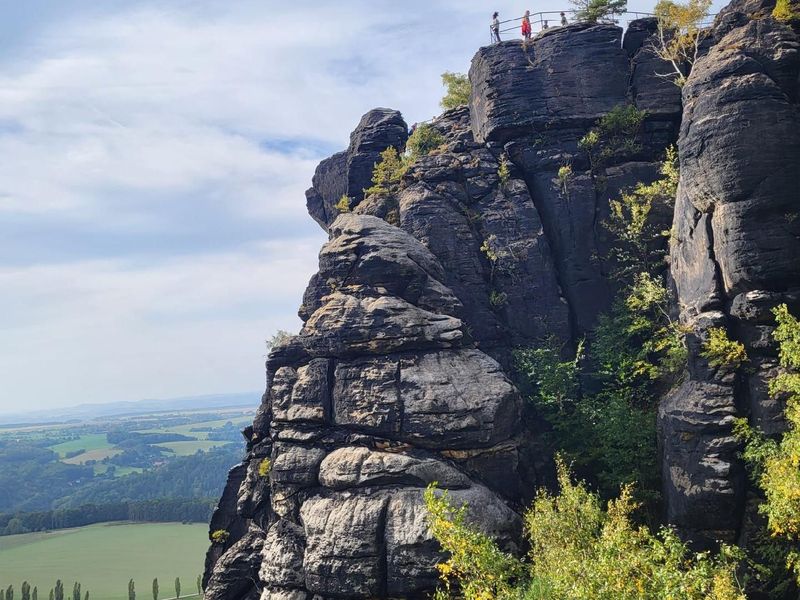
[210, 529, 230, 544]
[425, 458, 747, 600]
[700, 327, 748, 370]
[365, 147, 407, 196]
[335, 195, 351, 213]
[737, 304, 800, 584]
[773, 0, 800, 21]
[440, 72, 471, 110]
[406, 124, 445, 160]
[579, 104, 645, 170]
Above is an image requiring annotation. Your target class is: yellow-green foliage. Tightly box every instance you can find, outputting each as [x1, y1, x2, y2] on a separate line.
[739, 305, 800, 582]
[258, 458, 271, 477]
[424, 486, 525, 600]
[654, 0, 713, 86]
[497, 156, 511, 186]
[607, 147, 678, 278]
[365, 147, 407, 196]
[425, 459, 746, 600]
[557, 164, 572, 194]
[440, 72, 471, 110]
[335, 195, 351, 213]
[210, 529, 230, 544]
[701, 327, 748, 370]
[773, 0, 799, 20]
[579, 104, 646, 169]
[406, 124, 445, 160]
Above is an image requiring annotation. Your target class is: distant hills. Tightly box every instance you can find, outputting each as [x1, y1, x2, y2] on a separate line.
[0, 392, 261, 426]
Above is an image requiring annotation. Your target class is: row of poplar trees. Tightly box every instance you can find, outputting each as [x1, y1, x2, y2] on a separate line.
[1, 576, 202, 600]
[0, 581, 86, 600]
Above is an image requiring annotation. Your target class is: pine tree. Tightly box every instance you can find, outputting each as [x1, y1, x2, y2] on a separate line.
[151, 579, 158, 600]
[71, 583, 80, 600]
[54, 581, 63, 600]
[83, 592, 88, 600]
[127, 580, 135, 600]
[21, 583, 30, 600]
[7, 585, 15, 600]
[174, 578, 180, 599]
[32, 588, 37, 600]
[1, 588, 6, 600]
[195, 576, 201, 596]
[48, 589, 54, 600]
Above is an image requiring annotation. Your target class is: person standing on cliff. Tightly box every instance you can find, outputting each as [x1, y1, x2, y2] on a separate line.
[560, 12, 569, 26]
[491, 12, 501, 43]
[521, 10, 532, 40]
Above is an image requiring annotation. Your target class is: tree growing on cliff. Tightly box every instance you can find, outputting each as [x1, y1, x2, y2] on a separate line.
[653, 0, 712, 86]
[570, 0, 627, 22]
[440, 72, 470, 110]
[174, 578, 180, 599]
[151, 579, 158, 600]
[127, 580, 135, 600]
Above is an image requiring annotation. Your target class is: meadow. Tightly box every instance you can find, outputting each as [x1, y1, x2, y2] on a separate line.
[0, 522, 208, 599]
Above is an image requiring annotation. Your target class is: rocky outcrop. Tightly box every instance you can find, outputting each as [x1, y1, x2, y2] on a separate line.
[203, 10, 799, 597]
[659, 9, 800, 547]
[306, 109, 408, 230]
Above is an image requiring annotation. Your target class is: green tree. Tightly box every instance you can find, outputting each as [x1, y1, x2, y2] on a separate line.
[151, 579, 158, 600]
[53, 582, 62, 600]
[1, 589, 6, 600]
[440, 72, 470, 110]
[48, 590, 53, 600]
[406, 124, 444, 160]
[127, 580, 135, 600]
[570, 0, 627, 22]
[174, 578, 180, 599]
[195, 576, 202, 596]
[653, 0, 712, 86]
[21, 583, 30, 600]
[83, 593, 88, 600]
[32, 588, 37, 600]
[7, 586, 13, 600]
[365, 147, 407, 196]
[71, 583, 80, 600]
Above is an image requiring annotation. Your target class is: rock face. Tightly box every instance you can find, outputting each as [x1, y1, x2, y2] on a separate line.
[659, 9, 800, 547]
[204, 9, 798, 598]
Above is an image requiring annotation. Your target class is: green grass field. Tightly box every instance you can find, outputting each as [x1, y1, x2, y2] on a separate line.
[0, 522, 208, 599]
[49, 434, 114, 457]
[137, 415, 253, 440]
[156, 440, 233, 455]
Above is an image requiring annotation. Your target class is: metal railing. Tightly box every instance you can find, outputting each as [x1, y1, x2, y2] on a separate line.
[489, 9, 716, 43]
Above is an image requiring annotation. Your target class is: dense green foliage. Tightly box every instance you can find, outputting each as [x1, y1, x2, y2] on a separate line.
[701, 328, 748, 370]
[366, 124, 444, 196]
[579, 105, 646, 171]
[406, 124, 445, 159]
[515, 149, 682, 512]
[440, 72, 470, 110]
[425, 460, 746, 599]
[737, 304, 800, 584]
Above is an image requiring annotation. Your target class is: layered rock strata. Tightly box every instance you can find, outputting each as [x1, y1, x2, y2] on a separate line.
[659, 7, 800, 547]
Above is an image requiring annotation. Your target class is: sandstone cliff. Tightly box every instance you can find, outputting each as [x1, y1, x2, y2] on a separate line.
[204, 4, 800, 598]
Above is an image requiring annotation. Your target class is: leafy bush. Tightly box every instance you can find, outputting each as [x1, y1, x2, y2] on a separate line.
[440, 72, 471, 110]
[407, 124, 444, 160]
[257, 458, 271, 478]
[570, 0, 628, 22]
[556, 164, 572, 195]
[497, 155, 511, 186]
[335, 195, 351, 213]
[489, 290, 508, 307]
[773, 0, 800, 20]
[425, 459, 747, 600]
[579, 105, 646, 170]
[424, 486, 524, 600]
[701, 328, 748, 370]
[737, 304, 800, 584]
[210, 529, 230, 544]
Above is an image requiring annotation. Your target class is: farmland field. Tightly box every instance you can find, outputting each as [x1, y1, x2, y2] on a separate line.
[0, 522, 208, 599]
[156, 440, 233, 455]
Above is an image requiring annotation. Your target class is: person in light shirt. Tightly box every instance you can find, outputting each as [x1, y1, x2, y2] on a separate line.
[491, 11, 501, 43]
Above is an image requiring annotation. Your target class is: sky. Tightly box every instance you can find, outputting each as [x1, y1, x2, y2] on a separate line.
[0, 0, 726, 414]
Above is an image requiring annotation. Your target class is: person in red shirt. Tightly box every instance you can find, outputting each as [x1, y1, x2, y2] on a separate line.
[521, 10, 532, 40]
